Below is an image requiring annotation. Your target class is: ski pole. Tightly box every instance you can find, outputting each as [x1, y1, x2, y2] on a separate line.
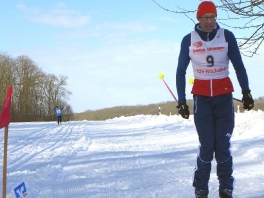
[233, 97, 243, 103]
[158, 74, 178, 103]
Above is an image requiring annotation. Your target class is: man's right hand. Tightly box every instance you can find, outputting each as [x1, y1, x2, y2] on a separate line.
[177, 103, 190, 119]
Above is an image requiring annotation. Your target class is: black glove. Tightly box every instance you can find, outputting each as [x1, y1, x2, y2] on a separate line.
[242, 91, 254, 111]
[177, 103, 189, 119]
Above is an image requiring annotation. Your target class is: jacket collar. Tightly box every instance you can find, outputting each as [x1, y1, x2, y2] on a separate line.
[194, 23, 220, 41]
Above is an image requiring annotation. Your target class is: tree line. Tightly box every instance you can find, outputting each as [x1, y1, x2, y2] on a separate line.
[74, 97, 264, 121]
[0, 53, 73, 122]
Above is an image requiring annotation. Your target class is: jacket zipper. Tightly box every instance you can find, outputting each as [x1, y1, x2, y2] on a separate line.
[207, 33, 213, 96]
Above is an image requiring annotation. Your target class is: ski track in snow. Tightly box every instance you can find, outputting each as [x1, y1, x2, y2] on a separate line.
[0, 111, 263, 198]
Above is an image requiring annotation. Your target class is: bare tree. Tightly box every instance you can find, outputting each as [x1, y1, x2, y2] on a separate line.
[153, 0, 264, 57]
[61, 103, 74, 121]
[0, 52, 73, 122]
[41, 74, 72, 120]
[0, 54, 16, 104]
[13, 55, 43, 121]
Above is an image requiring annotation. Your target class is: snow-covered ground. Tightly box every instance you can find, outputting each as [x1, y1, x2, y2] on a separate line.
[1, 110, 264, 198]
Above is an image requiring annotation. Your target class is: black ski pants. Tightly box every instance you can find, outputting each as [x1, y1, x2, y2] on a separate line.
[57, 116, 62, 125]
[192, 93, 235, 194]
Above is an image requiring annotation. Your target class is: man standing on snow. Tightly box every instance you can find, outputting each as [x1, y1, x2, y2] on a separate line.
[176, 1, 254, 198]
[54, 106, 63, 125]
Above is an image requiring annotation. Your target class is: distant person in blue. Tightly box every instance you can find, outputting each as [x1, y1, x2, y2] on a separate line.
[176, 1, 254, 198]
[54, 106, 63, 125]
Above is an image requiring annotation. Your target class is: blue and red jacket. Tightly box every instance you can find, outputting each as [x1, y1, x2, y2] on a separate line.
[176, 23, 250, 104]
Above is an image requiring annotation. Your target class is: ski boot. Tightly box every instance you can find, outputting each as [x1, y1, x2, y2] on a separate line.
[219, 188, 233, 198]
[195, 190, 208, 198]
[196, 194, 208, 198]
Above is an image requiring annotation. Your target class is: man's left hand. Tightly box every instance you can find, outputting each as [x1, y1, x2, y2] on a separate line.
[242, 91, 254, 111]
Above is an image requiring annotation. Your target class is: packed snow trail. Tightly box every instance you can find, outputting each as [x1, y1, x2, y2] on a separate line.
[0, 111, 264, 197]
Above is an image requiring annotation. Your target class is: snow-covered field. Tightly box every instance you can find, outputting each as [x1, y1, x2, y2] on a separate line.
[1, 110, 264, 198]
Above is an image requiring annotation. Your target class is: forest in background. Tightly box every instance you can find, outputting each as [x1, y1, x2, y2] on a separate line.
[0, 53, 73, 122]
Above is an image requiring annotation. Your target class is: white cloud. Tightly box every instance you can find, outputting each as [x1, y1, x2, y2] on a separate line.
[16, 3, 40, 14]
[157, 16, 178, 23]
[17, 4, 90, 28]
[103, 22, 157, 33]
[31, 12, 90, 28]
[16, 3, 28, 10]
[50, 21, 158, 44]
[54, 2, 66, 8]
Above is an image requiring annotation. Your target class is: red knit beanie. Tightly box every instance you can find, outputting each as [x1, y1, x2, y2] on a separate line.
[197, 1, 217, 19]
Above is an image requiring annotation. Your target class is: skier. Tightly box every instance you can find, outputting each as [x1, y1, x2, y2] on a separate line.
[54, 106, 63, 125]
[176, 1, 254, 198]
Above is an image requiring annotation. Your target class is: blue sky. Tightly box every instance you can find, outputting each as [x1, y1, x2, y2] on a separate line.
[1, 0, 263, 113]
